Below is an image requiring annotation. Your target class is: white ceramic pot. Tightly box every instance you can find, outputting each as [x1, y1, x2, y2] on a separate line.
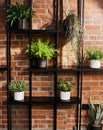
[60, 91, 70, 100]
[90, 60, 101, 68]
[14, 91, 24, 101]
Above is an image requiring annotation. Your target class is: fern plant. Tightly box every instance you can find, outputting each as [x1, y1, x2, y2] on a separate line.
[88, 97, 103, 126]
[25, 39, 57, 60]
[7, 2, 35, 27]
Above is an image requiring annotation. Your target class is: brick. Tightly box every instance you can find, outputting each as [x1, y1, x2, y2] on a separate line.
[1, 0, 103, 129]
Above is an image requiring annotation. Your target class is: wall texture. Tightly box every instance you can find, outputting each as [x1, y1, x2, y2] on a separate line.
[0, 0, 103, 130]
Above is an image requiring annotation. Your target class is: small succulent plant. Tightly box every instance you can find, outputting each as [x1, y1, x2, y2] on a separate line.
[86, 48, 103, 60]
[58, 80, 74, 92]
[9, 80, 28, 92]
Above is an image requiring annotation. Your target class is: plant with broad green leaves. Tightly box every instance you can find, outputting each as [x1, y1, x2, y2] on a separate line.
[58, 80, 74, 92]
[9, 80, 28, 92]
[7, 2, 35, 27]
[25, 39, 57, 60]
[86, 48, 103, 60]
[88, 97, 103, 126]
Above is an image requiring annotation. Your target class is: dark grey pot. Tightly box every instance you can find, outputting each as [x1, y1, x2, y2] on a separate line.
[87, 124, 102, 130]
[18, 19, 29, 29]
[31, 58, 47, 68]
[39, 59, 47, 68]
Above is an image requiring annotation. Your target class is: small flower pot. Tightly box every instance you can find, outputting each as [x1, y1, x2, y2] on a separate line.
[60, 91, 71, 100]
[14, 91, 24, 101]
[39, 59, 47, 68]
[87, 124, 102, 130]
[18, 19, 29, 29]
[90, 60, 101, 68]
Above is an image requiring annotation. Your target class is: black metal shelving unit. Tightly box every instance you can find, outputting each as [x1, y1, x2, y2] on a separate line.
[6, 0, 84, 130]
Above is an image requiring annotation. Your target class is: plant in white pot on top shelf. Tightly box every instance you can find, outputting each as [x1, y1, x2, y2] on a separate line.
[9, 80, 28, 101]
[25, 39, 58, 68]
[86, 48, 103, 68]
[57, 80, 74, 101]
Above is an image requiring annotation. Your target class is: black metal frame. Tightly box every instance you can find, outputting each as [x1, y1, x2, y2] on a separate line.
[6, 0, 84, 130]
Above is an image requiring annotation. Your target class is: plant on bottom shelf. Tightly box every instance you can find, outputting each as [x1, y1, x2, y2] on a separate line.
[57, 80, 74, 101]
[25, 39, 58, 68]
[87, 97, 103, 130]
[9, 80, 28, 101]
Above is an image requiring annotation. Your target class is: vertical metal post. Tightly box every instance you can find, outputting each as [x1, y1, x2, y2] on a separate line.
[6, 0, 12, 129]
[77, 0, 84, 130]
[53, 0, 59, 129]
[29, 0, 32, 130]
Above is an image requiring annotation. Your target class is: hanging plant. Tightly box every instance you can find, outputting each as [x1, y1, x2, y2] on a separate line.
[64, 13, 83, 66]
[64, 13, 82, 45]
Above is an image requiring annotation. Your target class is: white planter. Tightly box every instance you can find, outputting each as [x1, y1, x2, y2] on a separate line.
[14, 91, 24, 101]
[90, 60, 101, 68]
[60, 91, 71, 101]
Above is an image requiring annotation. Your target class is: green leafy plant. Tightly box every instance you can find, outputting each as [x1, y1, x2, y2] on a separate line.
[7, 2, 35, 27]
[58, 80, 74, 92]
[64, 13, 83, 66]
[9, 80, 28, 92]
[86, 48, 103, 60]
[88, 97, 103, 126]
[25, 39, 57, 60]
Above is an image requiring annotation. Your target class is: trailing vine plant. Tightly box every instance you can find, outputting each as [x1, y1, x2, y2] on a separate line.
[64, 12, 83, 66]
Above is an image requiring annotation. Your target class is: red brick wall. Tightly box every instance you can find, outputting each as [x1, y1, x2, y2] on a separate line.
[0, 0, 103, 129]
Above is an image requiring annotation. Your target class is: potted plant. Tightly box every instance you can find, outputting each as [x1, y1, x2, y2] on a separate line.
[86, 48, 103, 68]
[57, 80, 74, 100]
[87, 97, 103, 130]
[6, 1, 35, 29]
[25, 39, 57, 68]
[64, 13, 83, 65]
[64, 13, 82, 45]
[9, 80, 28, 101]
